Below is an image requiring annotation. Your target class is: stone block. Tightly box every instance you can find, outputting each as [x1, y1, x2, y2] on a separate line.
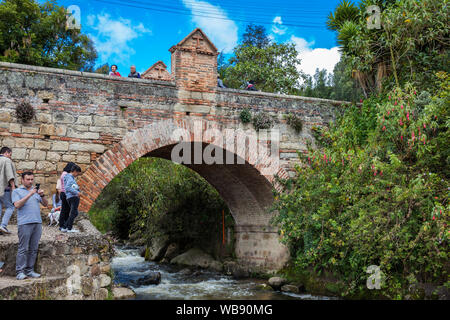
[0, 110, 11, 122]
[62, 154, 76, 162]
[76, 116, 92, 126]
[15, 138, 34, 148]
[9, 123, 21, 133]
[11, 148, 27, 160]
[55, 125, 67, 136]
[76, 154, 91, 164]
[35, 140, 52, 150]
[67, 128, 99, 140]
[36, 113, 52, 123]
[29, 149, 47, 161]
[39, 124, 55, 136]
[46, 151, 61, 162]
[81, 277, 93, 296]
[36, 160, 56, 171]
[16, 161, 36, 170]
[95, 288, 109, 300]
[54, 112, 75, 124]
[100, 263, 111, 274]
[88, 254, 100, 265]
[99, 274, 111, 288]
[2, 137, 15, 148]
[90, 265, 101, 277]
[51, 141, 69, 151]
[112, 287, 136, 300]
[69, 143, 105, 153]
[22, 126, 39, 134]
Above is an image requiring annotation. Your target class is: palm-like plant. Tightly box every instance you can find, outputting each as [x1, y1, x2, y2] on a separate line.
[326, 0, 360, 32]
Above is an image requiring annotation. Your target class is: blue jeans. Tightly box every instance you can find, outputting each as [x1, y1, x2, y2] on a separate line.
[0, 190, 15, 228]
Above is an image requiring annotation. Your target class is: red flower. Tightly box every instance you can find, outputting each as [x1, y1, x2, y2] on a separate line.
[394, 101, 398, 105]
[382, 126, 386, 131]
[432, 216, 436, 220]
[423, 124, 426, 129]
[380, 171, 383, 176]
[401, 135, 403, 141]
[407, 112, 410, 121]
[401, 105, 404, 109]
[399, 119, 403, 126]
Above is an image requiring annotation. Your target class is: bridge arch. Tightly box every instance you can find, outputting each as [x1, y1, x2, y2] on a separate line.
[78, 118, 290, 271]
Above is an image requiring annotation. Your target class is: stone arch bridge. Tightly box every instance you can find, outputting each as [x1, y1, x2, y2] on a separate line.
[0, 29, 345, 272]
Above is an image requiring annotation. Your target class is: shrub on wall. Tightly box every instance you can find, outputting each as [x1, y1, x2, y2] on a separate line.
[239, 108, 252, 124]
[252, 112, 274, 131]
[285, 113, 303, 133]
[15, 100, 35, 123]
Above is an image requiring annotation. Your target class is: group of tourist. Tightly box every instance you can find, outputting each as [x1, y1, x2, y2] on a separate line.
[0, 147, 82, 280]
[109, 64, 141, 78]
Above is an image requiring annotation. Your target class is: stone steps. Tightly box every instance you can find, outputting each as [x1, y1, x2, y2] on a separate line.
[0, 276, 66, 300]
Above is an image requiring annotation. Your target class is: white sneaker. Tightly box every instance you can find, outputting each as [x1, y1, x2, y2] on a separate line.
[60, 227, 67, 232]
[67, 228, 80, 233]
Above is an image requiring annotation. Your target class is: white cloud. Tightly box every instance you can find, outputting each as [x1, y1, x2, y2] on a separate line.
[86, 13, 151, 64]
[181, 0, 238, 53]
[272, 16, 287, 35]
[290, 35, 341, 77]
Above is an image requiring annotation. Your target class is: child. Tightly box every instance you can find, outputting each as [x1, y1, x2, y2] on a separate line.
[61, 164, 82, 233]
[48, 182, 62, 226]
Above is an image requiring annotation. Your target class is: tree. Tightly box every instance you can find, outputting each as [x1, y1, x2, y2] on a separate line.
[327, 0, 449, 96]
[95, 63, 110, 75]
[0, 0, 97, 71]
[222, 24, 302, 94]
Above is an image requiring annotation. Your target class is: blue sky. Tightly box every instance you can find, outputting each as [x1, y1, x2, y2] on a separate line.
[45, 0, 356, 76]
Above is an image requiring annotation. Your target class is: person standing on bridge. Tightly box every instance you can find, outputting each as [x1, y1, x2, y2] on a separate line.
[58, 162, 75, 232]
[12, 171, 48, 280]
[128, 65, 141, 78]
[0, 147, 18, 235]
[62, 164, 82, 233]
[109, 64, 121, 77]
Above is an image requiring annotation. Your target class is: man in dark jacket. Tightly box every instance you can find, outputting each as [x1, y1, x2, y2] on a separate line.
[128, 65, 141, 78]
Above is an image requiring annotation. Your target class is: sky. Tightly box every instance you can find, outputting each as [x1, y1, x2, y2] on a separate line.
[43, 0, 355, 77]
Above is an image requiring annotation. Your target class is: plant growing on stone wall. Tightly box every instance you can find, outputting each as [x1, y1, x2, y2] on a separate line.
[239, 108, 252, 124]
[285, 113, 303, 133]
[252, 112, 274, 131]
[15, 100, 35, 123]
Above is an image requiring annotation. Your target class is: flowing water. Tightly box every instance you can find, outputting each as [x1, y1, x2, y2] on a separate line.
[111, 246, 337, 300]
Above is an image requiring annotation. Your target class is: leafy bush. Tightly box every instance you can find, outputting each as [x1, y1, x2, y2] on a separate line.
[285, 113, 303, 133]
[252, 112, 274, 131]
[272, 74, 449, 298]
[239, 108, 252, 124]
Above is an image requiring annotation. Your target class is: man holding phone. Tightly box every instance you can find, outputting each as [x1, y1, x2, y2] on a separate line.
[12, 171, 48, 280]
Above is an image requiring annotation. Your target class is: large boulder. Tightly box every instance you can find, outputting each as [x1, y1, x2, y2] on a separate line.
[160, 243, 180, 263]
[113, 287, 136, 300]
[223, 261, 249, 279]
[170, 248, 223, 272]
[268, 277, 287, 290]
[145, 235, 169, 261]
[131, 272, 161, 286]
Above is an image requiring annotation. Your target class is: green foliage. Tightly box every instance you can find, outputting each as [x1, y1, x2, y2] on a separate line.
[95, 63, 110, 75]
[252, 112, 274, 131]
[272, 74, 449, 298]
[0, 0, 97, 71]
[239, 108, 252, 124]
[221, 24, 301, 94]
[285, 113, 303, 133]
[88, 158, 234, 254]
[327, 0, 449, 95]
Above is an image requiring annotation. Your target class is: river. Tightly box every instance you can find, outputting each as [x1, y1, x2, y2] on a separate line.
[111, 246, 337, 300]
